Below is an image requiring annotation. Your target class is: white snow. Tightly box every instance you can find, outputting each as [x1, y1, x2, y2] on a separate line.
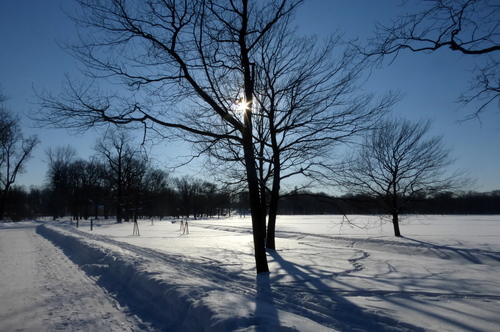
[0, 222, 150, 331]
[2, 215, 499, 331]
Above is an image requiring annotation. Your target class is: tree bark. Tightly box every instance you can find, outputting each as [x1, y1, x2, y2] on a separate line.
[392, 212, 401, 237]
[266, 190, 279, 250]
[240, 8, 269, 272]
[0, 186, 8, 220]
[242, 135, 269, 273]
[266, 152, 281, 250]
[265, 107, 281, 250]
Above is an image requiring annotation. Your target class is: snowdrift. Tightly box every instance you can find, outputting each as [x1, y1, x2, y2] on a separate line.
[37, 223, 335, 332]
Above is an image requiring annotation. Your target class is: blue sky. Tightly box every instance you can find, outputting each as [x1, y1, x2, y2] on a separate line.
[1, 0, 499, 192]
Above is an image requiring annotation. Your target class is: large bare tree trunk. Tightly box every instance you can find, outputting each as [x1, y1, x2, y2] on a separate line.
[0, 187, 8, 220]
[265, 110, 282, 250]
[392, 212, 401, 237]
[266, 151, 281, 250]
[242, 47, 268, 272]
[242, 133, 269, 273]
[266, 190, 279, 250]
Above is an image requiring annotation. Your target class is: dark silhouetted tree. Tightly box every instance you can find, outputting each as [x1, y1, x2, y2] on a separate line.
[35, 0, 312, 273]
[338, 117, 471, 236]
[94, 129, 148, 222]
[45, 145, 78, 219]
[34, 0, 395, 272]
[142, 168, 171, 218]
[0, 88, 40, 220]
[174, 176, 202, 219]
[196, 19, 397, 250]
[369, 0, 500, 117]
[67, 157, 106, 220]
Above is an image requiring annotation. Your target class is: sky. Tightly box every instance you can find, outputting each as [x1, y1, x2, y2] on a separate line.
[0, 0, 499, 192]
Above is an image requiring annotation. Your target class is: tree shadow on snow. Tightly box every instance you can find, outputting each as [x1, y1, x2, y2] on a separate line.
[401, 236, 500, 264]
[267, 250, 426, 332]
[253, 272, 281, 330]
[267, 244, 499, 332]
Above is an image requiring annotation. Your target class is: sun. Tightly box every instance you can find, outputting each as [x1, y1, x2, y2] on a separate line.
[235, 98, 251, 113]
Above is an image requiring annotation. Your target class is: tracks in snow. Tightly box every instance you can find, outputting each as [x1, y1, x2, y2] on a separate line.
[40, 221, 500, 332]
[193, 222, 500, 265]
[0, 223, 148, 332]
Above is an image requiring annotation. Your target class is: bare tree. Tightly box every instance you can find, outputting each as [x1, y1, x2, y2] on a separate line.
[66, 157, 105, 220]
[0, 89, 40, 219]
[67, 159, 86, 220]
[338, 117, 471, 237]
[174, 176, 202, 219]
[0, 90, 15, 145]
[142, 167, 173, 219]
[254, 33, 398, 249]
[198, 25, 397, 249]
[368, 0, 500, 117]
[35, 0, 312, 273]
[172, 176, 225, 219]
[94, 129, 148, 222]
[45, 145, 78, 219]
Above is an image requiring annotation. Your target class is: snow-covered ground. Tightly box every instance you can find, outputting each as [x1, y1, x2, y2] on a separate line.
[0, 222, 152, 331]
[2, 215, 500, 331]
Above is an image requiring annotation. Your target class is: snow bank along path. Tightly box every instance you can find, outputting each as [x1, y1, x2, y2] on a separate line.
[0, 222, 146, 332]
[37, 222, 334, 332]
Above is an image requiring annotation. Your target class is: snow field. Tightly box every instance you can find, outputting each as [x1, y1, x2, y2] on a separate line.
[36, 215, 500, 331]
[37, 222, 334, 331]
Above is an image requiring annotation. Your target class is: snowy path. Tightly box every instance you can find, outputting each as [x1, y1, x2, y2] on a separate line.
[0, 222, 150, 332]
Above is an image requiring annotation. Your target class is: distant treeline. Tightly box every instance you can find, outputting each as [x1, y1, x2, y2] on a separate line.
[2, 180, 233, 222]
[3, 183, 499, 221]
[278, 190, 500, 215]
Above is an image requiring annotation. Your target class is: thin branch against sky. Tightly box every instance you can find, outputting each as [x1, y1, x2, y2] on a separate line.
[0, 0, 498, 192]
